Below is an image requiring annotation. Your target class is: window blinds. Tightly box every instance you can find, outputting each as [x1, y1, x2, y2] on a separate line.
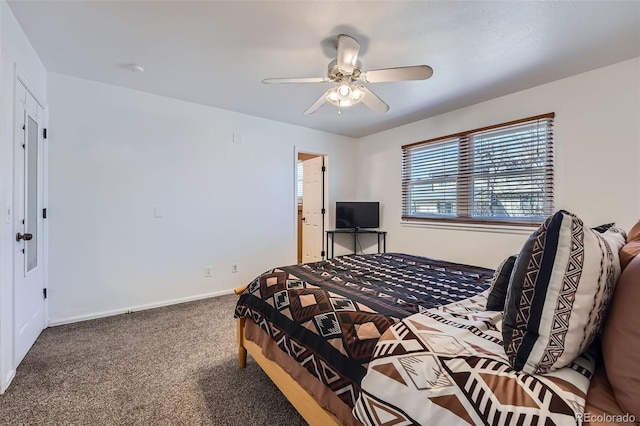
[401, 113, 554, 226]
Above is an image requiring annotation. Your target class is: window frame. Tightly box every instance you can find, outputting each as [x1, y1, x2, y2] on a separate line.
[401, 113, 554, 227]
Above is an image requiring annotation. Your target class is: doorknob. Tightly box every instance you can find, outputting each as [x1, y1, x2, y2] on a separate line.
[16, 232, 33, 242]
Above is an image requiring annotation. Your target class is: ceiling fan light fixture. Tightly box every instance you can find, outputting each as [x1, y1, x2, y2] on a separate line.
[325, 83, 364, 109]
[338, 83, 351, 97]
[352, 86, 364, 100]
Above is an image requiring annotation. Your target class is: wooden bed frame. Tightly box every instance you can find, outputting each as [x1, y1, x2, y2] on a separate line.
[234, 284, 342, 426]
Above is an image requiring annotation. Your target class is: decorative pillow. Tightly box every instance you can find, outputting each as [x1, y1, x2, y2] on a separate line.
[502, 210, 626, 374]
[602, 255, 640, 419]
[619, 220, 640, 270]
[485, 255, 517, 311]
[592, 222, 615, 233]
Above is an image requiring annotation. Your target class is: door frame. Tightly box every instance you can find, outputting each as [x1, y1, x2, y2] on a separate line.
[293, 147, 328, 264]
[0, 65, 49, 393]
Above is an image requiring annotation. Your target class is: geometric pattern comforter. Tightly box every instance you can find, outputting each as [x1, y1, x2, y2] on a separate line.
[235, 253, 493, 409]
[354, 293, 597, 426]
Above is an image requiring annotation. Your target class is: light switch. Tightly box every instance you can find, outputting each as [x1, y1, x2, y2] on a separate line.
[233, 132, 243, 144]
[153, 206, 164, 218]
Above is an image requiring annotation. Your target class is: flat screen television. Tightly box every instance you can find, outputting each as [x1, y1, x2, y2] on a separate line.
[336, 202, 379, 230]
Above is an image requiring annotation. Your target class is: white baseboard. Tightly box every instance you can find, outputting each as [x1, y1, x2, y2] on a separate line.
[48, 289, 235, 327]
[1, 368, 16, 394]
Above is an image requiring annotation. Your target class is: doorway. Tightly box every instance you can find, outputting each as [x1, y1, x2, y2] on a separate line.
[13, 79, 47, 368]
[296, 152, 328, 264]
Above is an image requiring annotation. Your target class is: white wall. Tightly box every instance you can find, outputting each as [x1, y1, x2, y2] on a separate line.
[355, 58, 640, 269]
[47, 73, 356, 324]
[0, 0, 47, 393]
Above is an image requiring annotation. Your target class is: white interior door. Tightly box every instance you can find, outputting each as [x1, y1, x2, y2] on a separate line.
[13, 81, 46, 367]
[302, 156, 324, 263]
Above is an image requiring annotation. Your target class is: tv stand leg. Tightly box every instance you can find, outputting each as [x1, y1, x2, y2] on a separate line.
[353, 233, 357, 255]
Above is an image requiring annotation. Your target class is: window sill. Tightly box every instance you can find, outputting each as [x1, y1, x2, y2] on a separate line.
[400, 220, 537, 235]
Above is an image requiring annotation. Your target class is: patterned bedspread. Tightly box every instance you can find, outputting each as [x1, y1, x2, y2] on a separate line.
[353, 294, 597, 426]
[234, 253, 493, 408]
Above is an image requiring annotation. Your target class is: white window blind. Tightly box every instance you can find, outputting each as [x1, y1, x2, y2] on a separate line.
[402, 113, 554, 226]
[297, 161, 303, 201]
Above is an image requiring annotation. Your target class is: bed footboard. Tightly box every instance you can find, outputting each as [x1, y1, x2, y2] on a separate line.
[233, 283, 349, 425]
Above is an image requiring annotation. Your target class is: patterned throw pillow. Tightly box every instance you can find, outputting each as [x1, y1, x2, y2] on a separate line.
[502, 210, 626, 374]
[592, 222, 615, 233]
[486, 255, 517, 311]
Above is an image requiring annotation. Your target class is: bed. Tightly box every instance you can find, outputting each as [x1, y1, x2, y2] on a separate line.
[234, 253, 494, 425]
[233, 215, 640, 426]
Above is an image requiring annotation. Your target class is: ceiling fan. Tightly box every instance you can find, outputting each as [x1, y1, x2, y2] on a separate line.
[262, 34, 433, 115]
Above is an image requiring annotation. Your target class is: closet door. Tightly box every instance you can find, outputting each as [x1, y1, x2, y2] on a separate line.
[13, 81, 46, 367]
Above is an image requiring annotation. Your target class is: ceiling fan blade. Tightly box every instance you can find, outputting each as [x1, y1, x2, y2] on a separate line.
[262, 77, 329, 84]
[336, 34, 360, 74]
[359, 86, 389, 113]
[304, 89, 333, 114]
[362, 65, 433, 83]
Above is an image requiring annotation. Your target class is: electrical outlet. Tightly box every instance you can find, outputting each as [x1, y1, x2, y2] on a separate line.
[205, 266, 213, 277]
[231, 263, 238, 273]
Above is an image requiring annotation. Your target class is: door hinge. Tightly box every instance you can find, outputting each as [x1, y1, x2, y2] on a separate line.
[43, 288, 47, 299]
[321, 208, 326, 215]
[321, 250, 326, 257]
[321, 166, 326, 172]
[22, 144, 25, 149]
[43, 208, 47, 219]
[22, 124, 25, 131]
[43, 128, 47, 139]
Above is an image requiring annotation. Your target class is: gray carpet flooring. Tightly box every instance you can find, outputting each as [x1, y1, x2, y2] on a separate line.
[0, 294, 307, 425]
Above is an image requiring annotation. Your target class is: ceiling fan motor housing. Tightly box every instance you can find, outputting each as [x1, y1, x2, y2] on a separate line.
[327, 59, 362, 81]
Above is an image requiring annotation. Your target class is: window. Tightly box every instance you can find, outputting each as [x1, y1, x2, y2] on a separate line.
[402, 113, 554, 226]
[297, 161, 303, 203]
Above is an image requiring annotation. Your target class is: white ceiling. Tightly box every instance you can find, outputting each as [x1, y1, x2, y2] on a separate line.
[7, 1, 640, 138]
